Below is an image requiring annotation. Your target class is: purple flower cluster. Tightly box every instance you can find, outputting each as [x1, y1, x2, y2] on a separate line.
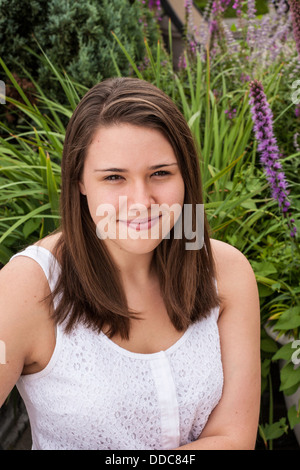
[289, 0, 300, 58]
[184, 0, 197, 54]
[241, 72, 251, 82]
[141, 0, 162, 21]
[249, 80, 297, 237]
[246, 0, 257, 48]
[232, 0, 242, 16]
[211, 0, 231, 16]
[184, 0, 193, 14]
[210, 0, 231, 33]
[148, 0, 161, 10]
[224, 107, 237, 119]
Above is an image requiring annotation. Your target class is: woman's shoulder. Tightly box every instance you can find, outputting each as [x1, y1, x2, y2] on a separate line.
[1, 231, 63, 306]
[210, 237, 242, 254]
[210, 238, 253, 272]
[0, 235, 60, 348]
[31, 230, 63, 267]
[33, 230, 63, 257]
[209, 238, 257, 315]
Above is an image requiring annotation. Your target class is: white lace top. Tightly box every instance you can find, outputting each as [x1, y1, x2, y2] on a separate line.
[11, 245, 223, 450]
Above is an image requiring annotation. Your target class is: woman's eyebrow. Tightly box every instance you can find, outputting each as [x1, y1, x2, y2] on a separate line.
[94, 163, 178, 172]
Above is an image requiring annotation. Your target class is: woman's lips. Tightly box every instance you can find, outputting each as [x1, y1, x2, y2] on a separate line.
[118, 215, 161, 231]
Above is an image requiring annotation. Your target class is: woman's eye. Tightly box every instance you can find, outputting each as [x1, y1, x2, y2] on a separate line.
[104, 175, 123, 181]
[152, 170, 171, 177]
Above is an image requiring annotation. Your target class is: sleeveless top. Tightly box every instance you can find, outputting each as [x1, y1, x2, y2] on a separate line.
[10, 245, 223, 450]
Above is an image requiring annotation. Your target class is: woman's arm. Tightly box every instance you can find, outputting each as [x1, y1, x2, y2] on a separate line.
[0, 256, 51, 407]
[175, 241, 261, 450]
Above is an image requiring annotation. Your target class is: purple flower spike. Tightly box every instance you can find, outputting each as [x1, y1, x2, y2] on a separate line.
[249, 80, 297, 237]
[289, 0, 300, 58]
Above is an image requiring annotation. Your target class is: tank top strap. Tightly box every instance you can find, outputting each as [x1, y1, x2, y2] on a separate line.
[10, 245, 61, 304]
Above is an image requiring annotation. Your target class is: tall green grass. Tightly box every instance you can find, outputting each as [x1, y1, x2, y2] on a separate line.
[0, 53, 88, 263]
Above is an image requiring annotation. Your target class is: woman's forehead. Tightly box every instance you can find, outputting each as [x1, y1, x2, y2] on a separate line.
[86, 124, 178, 167]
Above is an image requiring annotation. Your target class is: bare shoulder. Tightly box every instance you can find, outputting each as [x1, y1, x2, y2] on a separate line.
[0, 231, 62, 339]
[209, 238, 258, 315]
[34, 230, 62, 257]
[0, 231, 62, 303]
[0, 247, 50, 302]
[210, 238, 253, 270]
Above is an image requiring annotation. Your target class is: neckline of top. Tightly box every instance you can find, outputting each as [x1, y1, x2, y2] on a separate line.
[99, 324, 194, 360]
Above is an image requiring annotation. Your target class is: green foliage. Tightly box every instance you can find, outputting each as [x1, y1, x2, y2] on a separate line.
[194, 0, 269, 17]
[259, 418, 289, 448]
[0, 0, 48, 75]
[0, 55, 76, 262]
[0, 0, 159, 102]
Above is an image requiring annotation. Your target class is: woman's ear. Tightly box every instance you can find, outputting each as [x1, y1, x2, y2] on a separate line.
[78, 180, 87, 195]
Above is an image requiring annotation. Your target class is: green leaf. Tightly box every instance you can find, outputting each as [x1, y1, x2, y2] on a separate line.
[259, 418, 288, 441]
[188, 110, 201, 129]
[0, 203, 51, 245]
[112, 31, 143, 80]
[251, 261, 278, 277]
[288, 404, 300, 430]
[0, 244, 13, 265]
[240, 199, 257, 210]
[23, 218, 41, 239]
[272, 342, 295, 362]
[271, 282, 281, 292]
[0, 57, 33, 107]
[46, 153, 59, 221]
[261, 337, 278, 354]
[274, 306, 300, 331]
[203, 151, 245, 190]
[284, 383, 300, 396]
[261, 358, 271, 378]
[258, 283, 274, 298]
[280, 362, 300, 392]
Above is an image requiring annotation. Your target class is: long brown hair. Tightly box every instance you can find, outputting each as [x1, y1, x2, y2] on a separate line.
[49, 77, 221, 339]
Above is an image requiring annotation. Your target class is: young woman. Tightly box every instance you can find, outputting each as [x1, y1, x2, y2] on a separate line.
[0, 77, 260, 450]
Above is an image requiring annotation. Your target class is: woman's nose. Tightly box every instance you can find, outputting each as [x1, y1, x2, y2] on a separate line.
[127, 182, 155, 217]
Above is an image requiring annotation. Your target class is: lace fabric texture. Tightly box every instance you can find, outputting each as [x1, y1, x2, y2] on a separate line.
[11, 245, 223, 450]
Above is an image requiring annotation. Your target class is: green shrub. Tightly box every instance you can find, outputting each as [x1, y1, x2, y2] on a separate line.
[0, 0, 159, 102]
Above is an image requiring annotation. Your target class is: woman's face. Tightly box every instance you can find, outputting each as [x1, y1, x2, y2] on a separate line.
[79, 123, 185, 256]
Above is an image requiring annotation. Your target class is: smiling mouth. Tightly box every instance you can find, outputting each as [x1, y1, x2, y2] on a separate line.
[118, 215, 162, 230]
